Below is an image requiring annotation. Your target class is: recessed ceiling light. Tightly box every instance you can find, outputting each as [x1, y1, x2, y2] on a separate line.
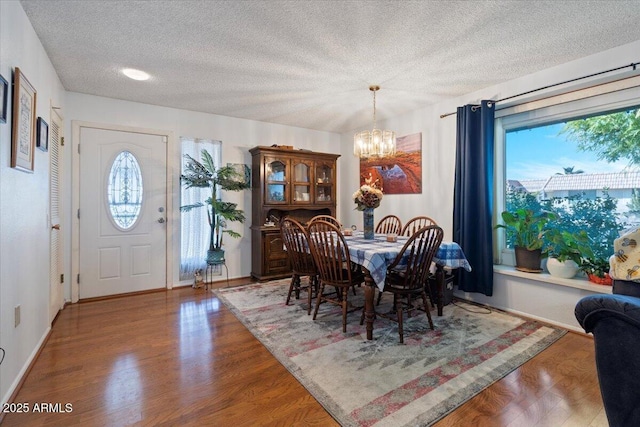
[122, 68, 150, 81]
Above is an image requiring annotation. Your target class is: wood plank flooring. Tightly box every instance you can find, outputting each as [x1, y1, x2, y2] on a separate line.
[2, 282, 606, 426]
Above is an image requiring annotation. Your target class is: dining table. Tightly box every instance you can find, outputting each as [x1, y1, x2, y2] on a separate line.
[343, 231, 472, 341]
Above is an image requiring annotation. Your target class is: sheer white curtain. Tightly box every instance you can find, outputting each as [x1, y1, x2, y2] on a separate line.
[180, 138, 221, 280]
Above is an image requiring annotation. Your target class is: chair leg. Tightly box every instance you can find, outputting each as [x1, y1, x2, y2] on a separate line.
[312, 283, 324, 320]
[285, 274, 298, 305]
[307, 275, 317, 315]
[426, 280, 436, 308]
[294, 275, 301, 299]
[342, 289, 348, 333]
[396, 299, 404, 344]
[376, 290, 383, 306]
[421, 291, 434, 330]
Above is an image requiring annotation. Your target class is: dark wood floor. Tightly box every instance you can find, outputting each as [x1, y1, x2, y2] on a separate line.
[2, 281, 606, 426]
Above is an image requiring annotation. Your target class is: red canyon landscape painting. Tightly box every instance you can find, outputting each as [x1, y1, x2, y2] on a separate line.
[359, 132, 422, 194]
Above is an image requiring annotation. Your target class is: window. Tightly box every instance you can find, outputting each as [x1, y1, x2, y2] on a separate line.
[496, 81, 640, 264]
[107, 151, 143, 230]
[180, 138, 221, 280]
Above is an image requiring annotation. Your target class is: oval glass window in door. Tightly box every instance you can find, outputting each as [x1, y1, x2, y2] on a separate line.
[107, 151, 143, 229]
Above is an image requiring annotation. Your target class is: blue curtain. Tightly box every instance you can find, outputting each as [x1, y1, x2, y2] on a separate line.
[453, 100, 495, 296]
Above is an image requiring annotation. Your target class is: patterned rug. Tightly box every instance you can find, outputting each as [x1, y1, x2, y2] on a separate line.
[214, 280, 566, 426]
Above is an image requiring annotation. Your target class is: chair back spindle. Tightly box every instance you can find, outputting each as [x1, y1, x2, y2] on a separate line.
[401, 216, 437, 236]
[308, 214, 342, 229]
[376, 215, 402, 234]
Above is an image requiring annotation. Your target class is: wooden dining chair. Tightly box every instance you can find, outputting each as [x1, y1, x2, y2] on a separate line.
[308, 214, 342, 229]
[280, 217, 318, 314]
[401, 216, 437, 236]
[307, 220, 364, 333]
[376, 215, 402, 235]
[369, 225, 443, 343]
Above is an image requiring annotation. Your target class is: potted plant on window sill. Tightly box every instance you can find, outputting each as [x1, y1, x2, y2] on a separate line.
[544, 229, 593, 279]
[180, 150, 250, 264]
[496, 208, 557, 273]
[580, 257, 613, 286]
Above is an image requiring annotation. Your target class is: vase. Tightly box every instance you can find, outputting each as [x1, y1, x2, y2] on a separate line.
[363, 208, 374, 240]
[546, 258, 579, 279]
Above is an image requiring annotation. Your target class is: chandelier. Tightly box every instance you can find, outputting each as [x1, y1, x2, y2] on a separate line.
[354, 85, 396, 158]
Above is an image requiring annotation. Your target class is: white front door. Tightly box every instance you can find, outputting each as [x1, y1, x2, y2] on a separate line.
[79, 127, 167, 299]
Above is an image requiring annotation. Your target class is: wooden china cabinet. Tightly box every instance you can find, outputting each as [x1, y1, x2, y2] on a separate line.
[249, 146, 340, 281]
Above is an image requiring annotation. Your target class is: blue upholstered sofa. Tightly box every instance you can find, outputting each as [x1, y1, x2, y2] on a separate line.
[575, 280, 640, 427]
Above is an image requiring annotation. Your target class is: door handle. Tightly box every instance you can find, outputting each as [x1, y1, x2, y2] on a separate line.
[52, 224, 60, 230]
[157, 217, 165, 223]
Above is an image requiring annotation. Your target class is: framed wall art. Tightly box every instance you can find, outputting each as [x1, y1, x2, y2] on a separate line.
[11, 68, 37, 173]
[359, 132, 422, 194]
[0, 74, 8, 124]
[36, 117, 48, 152]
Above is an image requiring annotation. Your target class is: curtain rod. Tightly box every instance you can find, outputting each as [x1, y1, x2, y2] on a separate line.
[439, 61, 640, 118]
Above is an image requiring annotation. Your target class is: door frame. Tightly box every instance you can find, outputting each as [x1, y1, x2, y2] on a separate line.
[71, 121, 175, 303]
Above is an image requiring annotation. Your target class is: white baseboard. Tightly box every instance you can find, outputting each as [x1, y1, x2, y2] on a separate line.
[1, 326, 51, 406]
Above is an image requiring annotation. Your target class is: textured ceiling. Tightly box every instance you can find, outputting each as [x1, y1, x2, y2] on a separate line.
[19, 0, 640, 133]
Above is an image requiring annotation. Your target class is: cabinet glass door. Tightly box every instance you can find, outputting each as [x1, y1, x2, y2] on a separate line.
[293, 160, 311, 203]
[266, 159, 287, 203]
[315, 162, 333, 203]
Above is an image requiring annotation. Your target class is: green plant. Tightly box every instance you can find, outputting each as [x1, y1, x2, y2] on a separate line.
[495, 208, 557, 252]
[580, 257, 611, 278]
[506, 190, 623, 260]
[180, 150, 250, 252]
[541, 192, 622, 260]
[545, 229, 593, 265]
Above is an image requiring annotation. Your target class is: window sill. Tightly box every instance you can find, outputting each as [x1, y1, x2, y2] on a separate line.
[493, 265, 612, 294]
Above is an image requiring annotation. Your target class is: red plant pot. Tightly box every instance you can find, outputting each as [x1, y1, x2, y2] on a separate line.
[587, 273, 613, 286]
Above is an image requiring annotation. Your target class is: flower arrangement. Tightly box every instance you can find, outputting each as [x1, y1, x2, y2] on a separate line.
[353, 174, 383, 211]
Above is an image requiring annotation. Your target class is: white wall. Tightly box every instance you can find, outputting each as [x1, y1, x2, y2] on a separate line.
[0, 1, 66, 404]
[339, 39, 640, 330]
[64, 93, 342, 290]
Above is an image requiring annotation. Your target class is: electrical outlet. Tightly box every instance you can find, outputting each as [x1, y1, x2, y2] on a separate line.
[14, 305, 20, 327]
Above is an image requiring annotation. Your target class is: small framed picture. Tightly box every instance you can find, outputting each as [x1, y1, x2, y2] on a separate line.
[37, 117, 48, 152]
[0, 74, 7, 124]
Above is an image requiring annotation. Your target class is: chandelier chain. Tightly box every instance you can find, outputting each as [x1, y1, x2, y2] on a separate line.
[372, 89, 377, 129]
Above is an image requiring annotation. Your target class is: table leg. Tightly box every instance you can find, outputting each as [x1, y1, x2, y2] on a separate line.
[363, 268, 376, 340]
[435, 264, 445, 316]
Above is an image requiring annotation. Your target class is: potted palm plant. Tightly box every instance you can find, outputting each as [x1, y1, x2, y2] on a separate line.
[545, 229, 593, 278]
[180, 150, 250, 264]
[496, 208, 557, 272]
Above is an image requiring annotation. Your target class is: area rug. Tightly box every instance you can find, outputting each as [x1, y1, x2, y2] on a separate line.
[213, 280, 566, 426]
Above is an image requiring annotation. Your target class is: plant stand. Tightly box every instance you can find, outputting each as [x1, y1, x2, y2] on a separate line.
[205, 259, 229, 290]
